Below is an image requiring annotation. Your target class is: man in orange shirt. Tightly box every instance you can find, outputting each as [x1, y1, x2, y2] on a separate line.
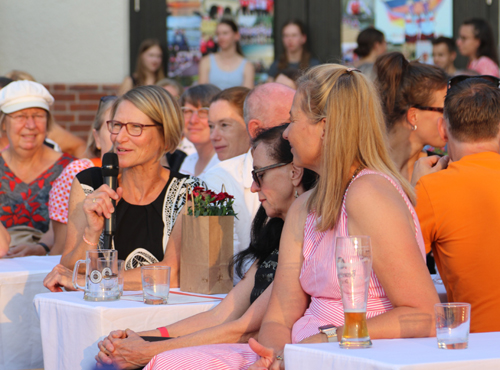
[414, 76, 500, 333]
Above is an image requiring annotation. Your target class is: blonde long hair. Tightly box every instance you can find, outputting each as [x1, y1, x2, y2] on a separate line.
[299, 64, 415, 232]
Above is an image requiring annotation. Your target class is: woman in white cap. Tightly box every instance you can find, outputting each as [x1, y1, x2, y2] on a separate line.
[0, 80, 74, 257]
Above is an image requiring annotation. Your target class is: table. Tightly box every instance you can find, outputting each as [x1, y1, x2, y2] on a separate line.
[0, 255, 60, 370]
[34, 290, 225, 370]
[284, 332, 500, 370]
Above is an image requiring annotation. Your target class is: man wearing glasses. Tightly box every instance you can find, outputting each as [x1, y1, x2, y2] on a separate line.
[413, 76, 500, 334]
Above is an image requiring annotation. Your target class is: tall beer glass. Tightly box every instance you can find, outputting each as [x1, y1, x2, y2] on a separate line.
[336, 236, 372, 348]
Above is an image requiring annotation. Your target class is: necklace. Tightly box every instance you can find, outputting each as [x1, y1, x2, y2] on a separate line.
[346, 165, 365, 189]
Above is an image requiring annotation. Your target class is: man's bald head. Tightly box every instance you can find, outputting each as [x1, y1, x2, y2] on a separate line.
[243, 82, 296, 138]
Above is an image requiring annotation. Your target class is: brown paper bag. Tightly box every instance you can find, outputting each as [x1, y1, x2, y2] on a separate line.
[180, 213, 234, 294]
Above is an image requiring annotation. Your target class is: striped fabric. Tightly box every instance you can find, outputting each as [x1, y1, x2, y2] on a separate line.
[144, 169, 426, 370]
[292, 169, 425, 342]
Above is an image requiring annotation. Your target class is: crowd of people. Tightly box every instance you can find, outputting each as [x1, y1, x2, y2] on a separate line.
[0, 15, 499, 370]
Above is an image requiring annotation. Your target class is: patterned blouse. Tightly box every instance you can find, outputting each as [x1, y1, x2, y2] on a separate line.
[0, 153, 74, 232]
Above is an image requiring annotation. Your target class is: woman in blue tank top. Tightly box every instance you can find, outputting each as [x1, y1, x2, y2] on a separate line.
[199, 19, 255, 89]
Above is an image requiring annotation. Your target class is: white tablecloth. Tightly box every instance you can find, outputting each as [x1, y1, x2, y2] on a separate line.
[34, 290, 225, 370]
[0, 255, 60, 370]
[285, 332, 500, 370]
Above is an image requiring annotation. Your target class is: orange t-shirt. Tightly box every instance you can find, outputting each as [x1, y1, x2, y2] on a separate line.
[415, 151, 500, 333]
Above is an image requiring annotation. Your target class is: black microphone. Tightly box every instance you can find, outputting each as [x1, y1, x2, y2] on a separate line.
[101, 152, 119, 249]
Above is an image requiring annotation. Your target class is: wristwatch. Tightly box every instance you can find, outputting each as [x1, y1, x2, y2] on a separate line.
[318, 325, 339, 342]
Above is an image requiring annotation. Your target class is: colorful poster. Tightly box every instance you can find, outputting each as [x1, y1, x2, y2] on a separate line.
[342, 0, 376, 65]
[341, 0, 453, 63]
[374, 0, 453, 61]
[167, 0, 274, 84]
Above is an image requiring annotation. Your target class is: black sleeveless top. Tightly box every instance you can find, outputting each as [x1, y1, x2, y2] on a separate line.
[250, 248, 279, 304]
[76, 167, 203, 269]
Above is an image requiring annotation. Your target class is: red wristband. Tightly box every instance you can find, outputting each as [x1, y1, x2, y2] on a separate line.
[157, 326, 169, 337]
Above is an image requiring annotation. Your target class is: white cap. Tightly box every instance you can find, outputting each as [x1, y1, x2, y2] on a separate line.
[0, 80, 54, 114]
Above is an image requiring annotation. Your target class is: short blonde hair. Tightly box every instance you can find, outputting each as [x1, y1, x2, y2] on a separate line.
[110, 85, 183, 159]
[298, 64, 415, 232]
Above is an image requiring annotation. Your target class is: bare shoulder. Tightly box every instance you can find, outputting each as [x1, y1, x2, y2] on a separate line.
[199, 55, 210, 67]
[346, 173, 411, 220]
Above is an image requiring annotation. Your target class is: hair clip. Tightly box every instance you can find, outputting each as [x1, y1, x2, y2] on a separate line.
[346, 68, 361, 74]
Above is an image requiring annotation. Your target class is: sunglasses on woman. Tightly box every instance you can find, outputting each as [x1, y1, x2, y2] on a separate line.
[252, 162, 291, 188]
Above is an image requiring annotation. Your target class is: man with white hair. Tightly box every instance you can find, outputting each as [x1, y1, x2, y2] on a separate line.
[202, 83, 295, 279]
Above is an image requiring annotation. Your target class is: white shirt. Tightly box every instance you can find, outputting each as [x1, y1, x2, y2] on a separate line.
[179, 152, 220, 177]
[179, 137, 196, 156]
[201, 149, 260, 282]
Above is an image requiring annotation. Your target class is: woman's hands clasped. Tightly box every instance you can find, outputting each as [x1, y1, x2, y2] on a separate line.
[96, 329, 152, 369]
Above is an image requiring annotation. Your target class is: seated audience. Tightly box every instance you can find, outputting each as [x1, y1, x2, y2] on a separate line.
[202, 83, 295, 266]
[274, 67, 301, 89]
[95, 124, 318, 369]
[198, 19, 255, 89]
[155, 78, 183, 99]
[0, 80, 74, 257]
[48, 96, 117, 255]
[142, 65, 438, 370]
[208, 86, 251, 161]
[414, 76, 500, 333]
[354, 27, 387, 81]
[3, 70, 88, 157]
[457, 18, 500, 77]
[375, 52, 448, 181]
[0, 223, 11, 257]
[267, 20, 320, 82]
[119, 39, 165, 96]
[432, 36, 458, 76]
[179, 84, 221, 176]
[44, 85, 203, 290]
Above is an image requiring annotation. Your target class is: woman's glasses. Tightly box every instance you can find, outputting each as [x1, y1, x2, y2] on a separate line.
[448, 75, 500, 92]
[7, 113, 46, 124]
[252, 162, 291, 188]
[181, 107, 209, 119]
[413, 105, 444, 114]
[106, 120, 159, 137]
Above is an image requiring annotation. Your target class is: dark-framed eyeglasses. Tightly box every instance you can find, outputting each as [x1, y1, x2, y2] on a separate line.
[413, 105, 444, 114]
[448, 75, 500, 92]
[98, 95, 117, 112]
[181, 107, 209, 119]
[106, 120, 159, 137]
[252, 162, 291, 188]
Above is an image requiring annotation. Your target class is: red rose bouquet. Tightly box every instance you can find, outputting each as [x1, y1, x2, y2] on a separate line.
[187, 186, 237, 217]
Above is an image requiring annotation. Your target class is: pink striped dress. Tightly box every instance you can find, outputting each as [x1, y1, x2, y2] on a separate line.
[144, 170, 426, 370]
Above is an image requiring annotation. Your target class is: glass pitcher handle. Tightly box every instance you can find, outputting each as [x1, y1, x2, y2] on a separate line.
[72, 260, 86, 290]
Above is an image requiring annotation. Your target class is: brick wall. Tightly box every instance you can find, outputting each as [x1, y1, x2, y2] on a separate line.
[44, 83, 119, 140]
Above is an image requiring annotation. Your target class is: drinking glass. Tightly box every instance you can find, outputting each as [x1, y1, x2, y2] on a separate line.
[141, 266, 171, 305]
[117, 259, 125, 295]
[336, 236, 373, 349]
[435, 303, 471, 349]
[72, 249, 120, 301]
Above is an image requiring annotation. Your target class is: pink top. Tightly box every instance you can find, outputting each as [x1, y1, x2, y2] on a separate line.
[49, 158, 94, 223]
[468, 56, 500, 77]
[291, 169, 426, 343]
[142, 169, 427, 370]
